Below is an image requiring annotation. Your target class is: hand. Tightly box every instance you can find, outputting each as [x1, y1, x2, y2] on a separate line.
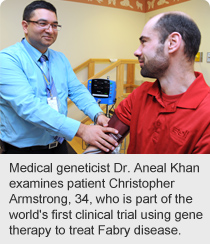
[76, 123, 118, 153]
[96, 114, 110, 127]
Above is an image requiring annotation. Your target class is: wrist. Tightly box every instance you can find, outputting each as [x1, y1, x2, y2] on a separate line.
[94, 112, 105, 124]
[76, 123, 85, 138]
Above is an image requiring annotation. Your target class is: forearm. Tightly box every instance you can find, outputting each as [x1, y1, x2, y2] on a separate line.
[83, 145, 103, 154]
[67, 67, 102, 121]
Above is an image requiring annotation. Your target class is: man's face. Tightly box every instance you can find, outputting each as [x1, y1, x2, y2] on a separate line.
[22, 9, 58, 53]
[134, 19, 169, 79]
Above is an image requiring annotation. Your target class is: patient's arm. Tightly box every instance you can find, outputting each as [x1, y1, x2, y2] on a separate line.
[83, 145, 103, 154]
[83, 112, 130, 154]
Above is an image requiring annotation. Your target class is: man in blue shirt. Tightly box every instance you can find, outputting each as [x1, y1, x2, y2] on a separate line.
[0, 0, 118, 154]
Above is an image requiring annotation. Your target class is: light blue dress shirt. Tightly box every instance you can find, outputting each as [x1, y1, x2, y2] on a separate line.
[0, 38, 102, 147]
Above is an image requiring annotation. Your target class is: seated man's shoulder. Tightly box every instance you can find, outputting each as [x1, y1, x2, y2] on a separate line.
[201, 91, 210, 112]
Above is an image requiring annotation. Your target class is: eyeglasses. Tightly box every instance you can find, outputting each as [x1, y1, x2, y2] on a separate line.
[26, 20, 62, 31]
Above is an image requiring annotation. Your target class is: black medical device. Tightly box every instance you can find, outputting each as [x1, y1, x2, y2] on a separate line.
[87, 78, 116, 105]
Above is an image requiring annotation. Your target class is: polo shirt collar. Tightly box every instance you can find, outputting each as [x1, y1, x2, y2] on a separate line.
[148, 72, 209, 109]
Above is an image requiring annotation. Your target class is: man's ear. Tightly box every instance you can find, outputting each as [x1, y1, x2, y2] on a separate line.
[167, 32, 182, 54]
[22, 20, 28, 34]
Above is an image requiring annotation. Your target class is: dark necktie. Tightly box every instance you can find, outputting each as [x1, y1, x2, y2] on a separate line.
[39, 54, 50, 80]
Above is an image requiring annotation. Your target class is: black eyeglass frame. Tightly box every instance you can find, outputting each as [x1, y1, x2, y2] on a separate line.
[26, 20, 62, 31]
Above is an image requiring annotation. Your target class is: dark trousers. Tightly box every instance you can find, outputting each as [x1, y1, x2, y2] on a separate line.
[1, 140, 76, 154]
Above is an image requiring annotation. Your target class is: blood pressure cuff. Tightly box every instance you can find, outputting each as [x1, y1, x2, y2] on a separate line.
[107, 112, 130, 144]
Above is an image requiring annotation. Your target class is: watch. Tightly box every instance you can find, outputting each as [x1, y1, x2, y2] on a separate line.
[94, 112, 105, 124]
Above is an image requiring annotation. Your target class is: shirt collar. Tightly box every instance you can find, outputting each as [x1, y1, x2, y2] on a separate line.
[22, 38, 49, 62]
[148, 72, 210, 109]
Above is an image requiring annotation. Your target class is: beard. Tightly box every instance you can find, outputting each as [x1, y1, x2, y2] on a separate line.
[140, 45, 169, 79]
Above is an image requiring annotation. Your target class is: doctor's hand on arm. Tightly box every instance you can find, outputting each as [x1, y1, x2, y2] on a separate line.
[76, 123, 118, 153]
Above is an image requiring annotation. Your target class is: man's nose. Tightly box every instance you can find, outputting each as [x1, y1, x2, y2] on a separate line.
[134, 46, 142, 57]
[45, 24, 54, 32]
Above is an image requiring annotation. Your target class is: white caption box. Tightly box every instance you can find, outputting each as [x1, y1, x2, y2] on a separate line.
[0, 154, 209, 244]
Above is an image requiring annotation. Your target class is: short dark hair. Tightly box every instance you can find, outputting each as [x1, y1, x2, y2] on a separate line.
[23, 0, 57, 21]
[154, 13, 201, 62]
